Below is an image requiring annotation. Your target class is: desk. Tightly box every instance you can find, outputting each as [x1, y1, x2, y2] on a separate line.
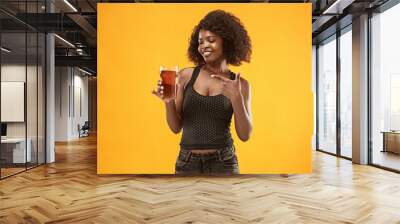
[1, 138, 31, 163]
[382, 131, 400, 154]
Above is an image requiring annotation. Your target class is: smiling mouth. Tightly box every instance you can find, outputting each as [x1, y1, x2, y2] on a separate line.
[202, 51, 212, 57]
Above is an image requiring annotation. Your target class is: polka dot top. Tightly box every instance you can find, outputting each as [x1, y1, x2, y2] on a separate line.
[180, 66, 234, 150]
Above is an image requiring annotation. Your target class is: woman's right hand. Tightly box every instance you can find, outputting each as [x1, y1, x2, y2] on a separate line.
[152, 80, 174, 103]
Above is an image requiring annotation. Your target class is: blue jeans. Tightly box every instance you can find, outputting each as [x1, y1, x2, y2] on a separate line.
[175, 145, 239, 174]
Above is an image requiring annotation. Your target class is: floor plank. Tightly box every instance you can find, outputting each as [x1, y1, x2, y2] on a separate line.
[1, 134, 400, 223]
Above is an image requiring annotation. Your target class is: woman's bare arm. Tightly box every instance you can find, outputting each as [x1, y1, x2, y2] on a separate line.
[163, 68, 191, 134]
[211, 74, 253, 141]
[231, 78, 252, 141]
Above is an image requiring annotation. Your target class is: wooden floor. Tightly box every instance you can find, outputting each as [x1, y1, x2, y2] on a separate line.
[1, 135, 400, 223]
[373, 150, 400, 171]
[1, 163, 45, 178]
[1, 167, 26, 178]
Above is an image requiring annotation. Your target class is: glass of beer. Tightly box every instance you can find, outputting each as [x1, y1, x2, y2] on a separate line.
[160, 66, 178, 100]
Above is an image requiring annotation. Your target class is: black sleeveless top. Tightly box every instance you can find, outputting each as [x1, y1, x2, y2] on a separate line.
[180, 66, 235, 150]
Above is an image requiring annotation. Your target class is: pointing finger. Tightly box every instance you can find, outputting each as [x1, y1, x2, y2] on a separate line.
[211, 74, 230, 82]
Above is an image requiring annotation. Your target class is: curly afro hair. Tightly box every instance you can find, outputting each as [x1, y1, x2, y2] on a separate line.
[188, 10, 252, 66]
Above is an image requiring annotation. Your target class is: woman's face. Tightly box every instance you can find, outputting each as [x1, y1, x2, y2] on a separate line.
[198, 29, 224, 64]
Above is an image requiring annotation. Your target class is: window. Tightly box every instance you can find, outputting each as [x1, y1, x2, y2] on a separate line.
[317, 35, 337, 154]
[371, 2, 400, 171]
[339, 28, 352, 158]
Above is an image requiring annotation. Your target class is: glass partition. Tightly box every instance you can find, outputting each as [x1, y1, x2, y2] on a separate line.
[0, 1, 46, 179]
[317, 35, 337, 154]
[371, 3, 400, 171]
[1, 30, 28, 177]
[27, 30, 38, 169]
[339, 27, 352, 158]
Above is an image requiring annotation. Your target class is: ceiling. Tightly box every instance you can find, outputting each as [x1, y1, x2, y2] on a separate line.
[0, 0, 97, 74]
[0, 0, 395, 75]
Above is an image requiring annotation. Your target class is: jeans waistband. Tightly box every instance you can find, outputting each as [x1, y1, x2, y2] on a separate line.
[179, 145, 236, 161]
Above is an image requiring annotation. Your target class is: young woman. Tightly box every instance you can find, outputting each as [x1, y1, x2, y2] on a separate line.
[152, 10, 252, 174]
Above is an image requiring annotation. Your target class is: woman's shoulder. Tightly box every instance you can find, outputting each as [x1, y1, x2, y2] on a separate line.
[179, 67, 195, 76]
[177, 67, 195, 86]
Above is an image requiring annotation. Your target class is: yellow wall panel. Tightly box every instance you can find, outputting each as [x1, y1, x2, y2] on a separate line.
[98, 3, 312, 174]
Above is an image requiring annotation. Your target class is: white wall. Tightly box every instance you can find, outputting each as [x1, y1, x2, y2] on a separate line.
[73, 73, 89, 138]
[1, 65, 26, 130]
[1, 65, 37, 137]
[55, 67, 70, 141]
[55, 67, 89, 141]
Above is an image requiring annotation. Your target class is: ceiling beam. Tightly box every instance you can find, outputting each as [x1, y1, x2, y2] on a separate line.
[67, 13, 97, 45]
[322, 0, 356, 14]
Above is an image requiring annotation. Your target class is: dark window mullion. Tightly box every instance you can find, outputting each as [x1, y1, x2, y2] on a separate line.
[316, 45, 319, 150]
[25, 0, 28, 171]
[36, 0, 39, 167]
[337, 29, 341, 157]
[44, 0, 48, 165]
[367, 10, 373, 165]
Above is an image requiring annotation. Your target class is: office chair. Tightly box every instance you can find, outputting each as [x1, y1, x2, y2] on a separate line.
[79, 121, 90, 138]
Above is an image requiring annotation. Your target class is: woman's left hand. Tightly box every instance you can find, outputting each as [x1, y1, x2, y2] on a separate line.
[211, 73, 242, 102]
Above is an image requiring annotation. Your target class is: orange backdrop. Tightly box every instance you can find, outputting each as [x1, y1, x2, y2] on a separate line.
[98, 3, 312, 174]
